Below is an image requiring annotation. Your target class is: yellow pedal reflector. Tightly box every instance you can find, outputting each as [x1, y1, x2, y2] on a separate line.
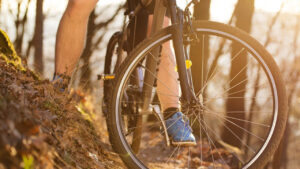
[175, 60, 192, 72]
[98, 74, 115, 80]
[105, 75, 115, 80]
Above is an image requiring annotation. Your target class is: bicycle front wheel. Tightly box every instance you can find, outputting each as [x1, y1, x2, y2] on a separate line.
[108, 21, 287, 169]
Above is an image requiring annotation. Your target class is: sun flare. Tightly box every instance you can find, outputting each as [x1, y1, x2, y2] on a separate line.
[255, 0, 284, 13]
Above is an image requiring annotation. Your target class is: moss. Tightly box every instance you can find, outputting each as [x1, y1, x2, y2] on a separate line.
[0, 30, 15, 57]
[0, 29, 26, 72]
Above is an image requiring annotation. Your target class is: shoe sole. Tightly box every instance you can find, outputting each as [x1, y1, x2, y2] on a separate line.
[171, 141, 197, 146]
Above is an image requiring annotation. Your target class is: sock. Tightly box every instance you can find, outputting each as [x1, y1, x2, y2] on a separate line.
[164, 107, 179, 120]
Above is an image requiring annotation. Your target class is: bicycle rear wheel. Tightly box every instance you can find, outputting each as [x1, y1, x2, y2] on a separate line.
[108, 21, 287, 169]
[102, 32, 123, 117]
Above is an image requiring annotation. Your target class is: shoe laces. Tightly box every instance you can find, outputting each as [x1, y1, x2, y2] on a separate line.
[181, 114, 192, 131]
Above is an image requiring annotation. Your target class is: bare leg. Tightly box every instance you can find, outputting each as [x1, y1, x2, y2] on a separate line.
[147, 16, 179, 111]
[55, 0, 98, 76]
[148, 16, 195, 145]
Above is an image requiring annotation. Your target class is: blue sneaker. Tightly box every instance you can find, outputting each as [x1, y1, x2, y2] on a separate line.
[165, 112, 196, 146]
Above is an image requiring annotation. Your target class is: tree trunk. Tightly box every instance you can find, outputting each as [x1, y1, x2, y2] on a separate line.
[33, 0, 44, 74]
[222, 0, 255, 148]
[190, 0, 211, 93]
[79, 10, 96, 91]
[189, 0, 211, 136]
[14, 0, 31, 57]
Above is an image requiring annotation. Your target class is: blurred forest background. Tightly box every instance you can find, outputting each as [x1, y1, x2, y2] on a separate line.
[0, 0, 300, 168]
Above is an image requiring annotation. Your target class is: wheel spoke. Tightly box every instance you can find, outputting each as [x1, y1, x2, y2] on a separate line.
[148, 52, 179, 83]
[199, 48, 246, 95]
[140, 62, 180, 97]
[197, 115, 245, 164]
[203, 81, 271, 105]
[129, 73, 180, 98]
[204, 106, 270, 128]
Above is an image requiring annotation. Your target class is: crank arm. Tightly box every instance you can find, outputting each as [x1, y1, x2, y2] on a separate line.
[152, 105, 170, 147]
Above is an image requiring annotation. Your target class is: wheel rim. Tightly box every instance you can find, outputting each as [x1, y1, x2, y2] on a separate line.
[113, 28, 279, 169]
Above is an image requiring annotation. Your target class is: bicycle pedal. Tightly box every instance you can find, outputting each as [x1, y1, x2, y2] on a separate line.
[152, 105, 170, 147]
[98, 74, 115, 80]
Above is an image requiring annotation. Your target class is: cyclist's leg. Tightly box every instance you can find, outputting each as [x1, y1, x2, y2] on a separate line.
[145, 2, 179, 113]
[147, 16, 179, 112]
[55, 0, 98, 76]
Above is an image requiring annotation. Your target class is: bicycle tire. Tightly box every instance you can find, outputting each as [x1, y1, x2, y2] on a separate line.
[107, 20, 288, 169]
[102, 32, 122, 117]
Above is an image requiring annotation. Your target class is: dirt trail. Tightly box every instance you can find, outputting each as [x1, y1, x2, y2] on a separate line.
[0, 30, 125, 169]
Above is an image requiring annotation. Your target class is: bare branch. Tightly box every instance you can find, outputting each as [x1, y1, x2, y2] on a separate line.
[263, 2, 285, 47]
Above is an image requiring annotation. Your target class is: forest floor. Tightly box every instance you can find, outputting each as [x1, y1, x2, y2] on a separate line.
[0, 30, 126, 169]
[0, 58, 125, 169]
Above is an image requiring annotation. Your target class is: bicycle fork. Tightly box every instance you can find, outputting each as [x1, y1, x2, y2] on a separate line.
[168, 0, 197, 103]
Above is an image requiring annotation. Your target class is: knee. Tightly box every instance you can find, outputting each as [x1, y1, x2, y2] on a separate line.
[67, 0, 98, 15]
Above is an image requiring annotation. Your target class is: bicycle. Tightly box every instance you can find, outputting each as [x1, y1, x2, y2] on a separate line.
[100, 0, 288, 168]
